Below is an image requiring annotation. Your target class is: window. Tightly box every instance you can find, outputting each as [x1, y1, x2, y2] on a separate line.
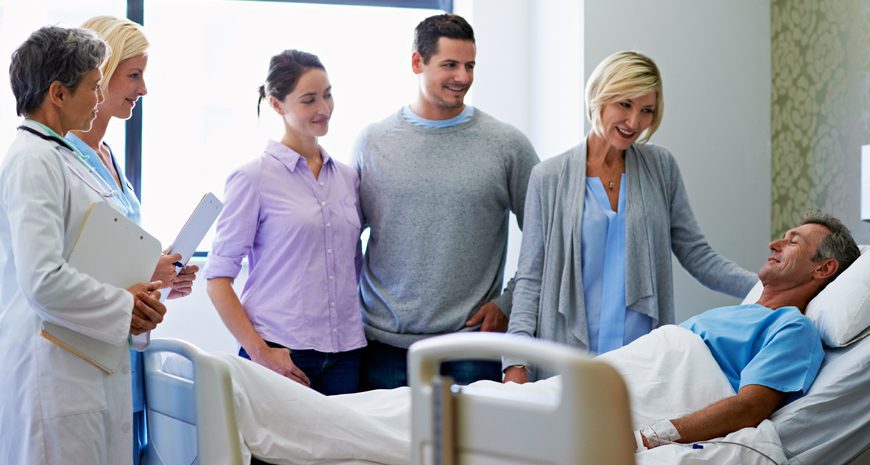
[138, 0, 446, 250]
[0, 0, 126, 164]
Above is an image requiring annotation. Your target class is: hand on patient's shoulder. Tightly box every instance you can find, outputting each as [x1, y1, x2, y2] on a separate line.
[251, 346, 311, 387]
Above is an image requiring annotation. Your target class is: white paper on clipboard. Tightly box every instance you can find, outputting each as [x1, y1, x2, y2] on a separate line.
[166, 192, 223, 267]
[42, 201, 161, 373]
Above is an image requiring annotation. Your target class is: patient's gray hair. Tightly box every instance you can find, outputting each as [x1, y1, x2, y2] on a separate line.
[802, 210, 860, 282]
[9, 26, 108, 116]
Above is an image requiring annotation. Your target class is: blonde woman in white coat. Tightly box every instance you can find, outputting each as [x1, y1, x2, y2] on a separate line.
[0, 26, 166, 465]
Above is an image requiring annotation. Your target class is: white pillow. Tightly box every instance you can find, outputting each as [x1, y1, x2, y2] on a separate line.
[741, 245, 870, 347]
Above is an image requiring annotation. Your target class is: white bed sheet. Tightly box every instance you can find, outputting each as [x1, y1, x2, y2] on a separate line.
[771, 334, 870, 465]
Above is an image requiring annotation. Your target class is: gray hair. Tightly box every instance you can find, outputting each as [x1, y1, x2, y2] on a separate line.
[802, 210, 860, 282]
[9, 26, 109, 116]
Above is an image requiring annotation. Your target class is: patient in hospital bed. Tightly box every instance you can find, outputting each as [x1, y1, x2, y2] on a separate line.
[209, 212, 860, 465]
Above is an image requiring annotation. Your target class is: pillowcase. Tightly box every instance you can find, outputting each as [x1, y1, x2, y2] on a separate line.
[741, 245, 870, 347]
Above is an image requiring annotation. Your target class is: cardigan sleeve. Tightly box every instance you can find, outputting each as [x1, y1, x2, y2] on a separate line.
[663, 152, 757, 297]
[504, 166, 547, 369]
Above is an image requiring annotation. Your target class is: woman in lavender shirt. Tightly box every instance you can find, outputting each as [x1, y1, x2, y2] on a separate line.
[206, 50, 365, 395]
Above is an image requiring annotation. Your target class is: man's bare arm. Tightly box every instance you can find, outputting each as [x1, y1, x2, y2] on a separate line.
[671, 384, 787, 444]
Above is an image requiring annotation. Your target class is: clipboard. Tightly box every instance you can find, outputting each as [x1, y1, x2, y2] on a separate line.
[41, 201, 161, 374]
[165, 192, 223, 267]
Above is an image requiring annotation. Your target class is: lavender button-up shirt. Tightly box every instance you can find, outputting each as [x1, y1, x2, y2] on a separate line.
[205, 140, 365, 353]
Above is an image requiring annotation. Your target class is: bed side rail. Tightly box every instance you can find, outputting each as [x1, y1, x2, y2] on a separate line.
[143, 338, 243, 465]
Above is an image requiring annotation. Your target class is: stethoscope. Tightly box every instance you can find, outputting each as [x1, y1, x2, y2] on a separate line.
[18, 125, 120, 199]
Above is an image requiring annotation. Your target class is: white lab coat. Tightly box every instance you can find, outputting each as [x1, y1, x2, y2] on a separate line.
[0, 120, 135, 465]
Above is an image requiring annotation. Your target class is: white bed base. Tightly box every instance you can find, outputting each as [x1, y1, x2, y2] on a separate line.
[142, 338, 244, 465]
[408, 333, 636, 465]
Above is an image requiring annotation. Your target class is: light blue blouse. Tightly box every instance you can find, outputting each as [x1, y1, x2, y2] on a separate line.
[581, 174, 651, 354]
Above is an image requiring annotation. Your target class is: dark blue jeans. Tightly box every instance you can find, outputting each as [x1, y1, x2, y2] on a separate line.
[132, 350, 146, 465]
[359, 338, 502, 390]
[238, 341, 361, 396]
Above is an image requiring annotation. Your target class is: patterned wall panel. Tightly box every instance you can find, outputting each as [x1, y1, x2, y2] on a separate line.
[771, 0, 870, 241]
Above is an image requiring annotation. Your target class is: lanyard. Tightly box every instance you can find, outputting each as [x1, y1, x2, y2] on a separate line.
[17, 124, 121, 199]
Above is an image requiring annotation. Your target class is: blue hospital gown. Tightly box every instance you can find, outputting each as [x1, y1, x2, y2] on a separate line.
[680, 304, 824, 402]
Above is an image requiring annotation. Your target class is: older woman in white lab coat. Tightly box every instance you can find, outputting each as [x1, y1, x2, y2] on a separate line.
[0, 26, 166, 465]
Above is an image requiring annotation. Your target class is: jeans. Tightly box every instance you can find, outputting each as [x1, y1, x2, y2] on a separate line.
[359, 338, 502, 390]
[132, 350, 146, 465]
[238, 341, 362, 396]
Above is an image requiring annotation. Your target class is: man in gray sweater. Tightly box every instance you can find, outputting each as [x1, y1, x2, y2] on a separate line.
[352, 14, 539, 390]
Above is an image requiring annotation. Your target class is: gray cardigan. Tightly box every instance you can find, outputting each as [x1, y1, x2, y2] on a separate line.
[506, 141, 756, 378]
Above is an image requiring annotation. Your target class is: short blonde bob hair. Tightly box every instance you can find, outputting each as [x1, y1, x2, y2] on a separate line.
[80, 16, 148, 90]
[585, 50, 663, 144]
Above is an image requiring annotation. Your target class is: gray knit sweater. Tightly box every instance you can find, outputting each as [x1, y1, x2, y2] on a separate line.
[352, 109, 539, 348]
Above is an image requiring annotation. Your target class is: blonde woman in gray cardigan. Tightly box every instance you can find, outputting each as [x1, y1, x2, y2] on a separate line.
[504, 51, 755, 383]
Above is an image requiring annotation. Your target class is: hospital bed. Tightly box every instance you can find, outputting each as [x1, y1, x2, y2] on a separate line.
[141, 334, 634, 465]
[142, 327, 870, 465]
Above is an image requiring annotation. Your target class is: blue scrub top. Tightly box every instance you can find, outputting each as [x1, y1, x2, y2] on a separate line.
[581, 174, 651, 354]
[681, 304, 824, 401]
[66, 133, 145, 412]
[65, 133, 141, 223]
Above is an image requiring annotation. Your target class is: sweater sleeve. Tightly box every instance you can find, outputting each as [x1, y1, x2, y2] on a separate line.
[494, 133, 540, 315]
[350, 128, 370, 230]
[504, 166, 547, 369]
[664, 152, 757, 297]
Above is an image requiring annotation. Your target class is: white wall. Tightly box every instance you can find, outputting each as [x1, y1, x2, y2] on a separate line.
[584, 0, 771, 321]
[154, 0, 773, 352]
[152, 257, 238, 354]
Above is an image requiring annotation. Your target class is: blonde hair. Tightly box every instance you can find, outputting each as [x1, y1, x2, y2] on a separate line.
[585, 50, 663, 144]
[80, 16, 148, 90]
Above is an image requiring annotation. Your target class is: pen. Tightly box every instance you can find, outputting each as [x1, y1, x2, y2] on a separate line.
[173, 261, 184, 268]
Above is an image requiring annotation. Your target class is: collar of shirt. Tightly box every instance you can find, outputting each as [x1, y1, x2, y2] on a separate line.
[401, 104, 475, 128]
[264, 139, 334, 173]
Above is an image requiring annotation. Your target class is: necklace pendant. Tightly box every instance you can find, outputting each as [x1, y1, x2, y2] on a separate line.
[608, 180, 614, 190]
